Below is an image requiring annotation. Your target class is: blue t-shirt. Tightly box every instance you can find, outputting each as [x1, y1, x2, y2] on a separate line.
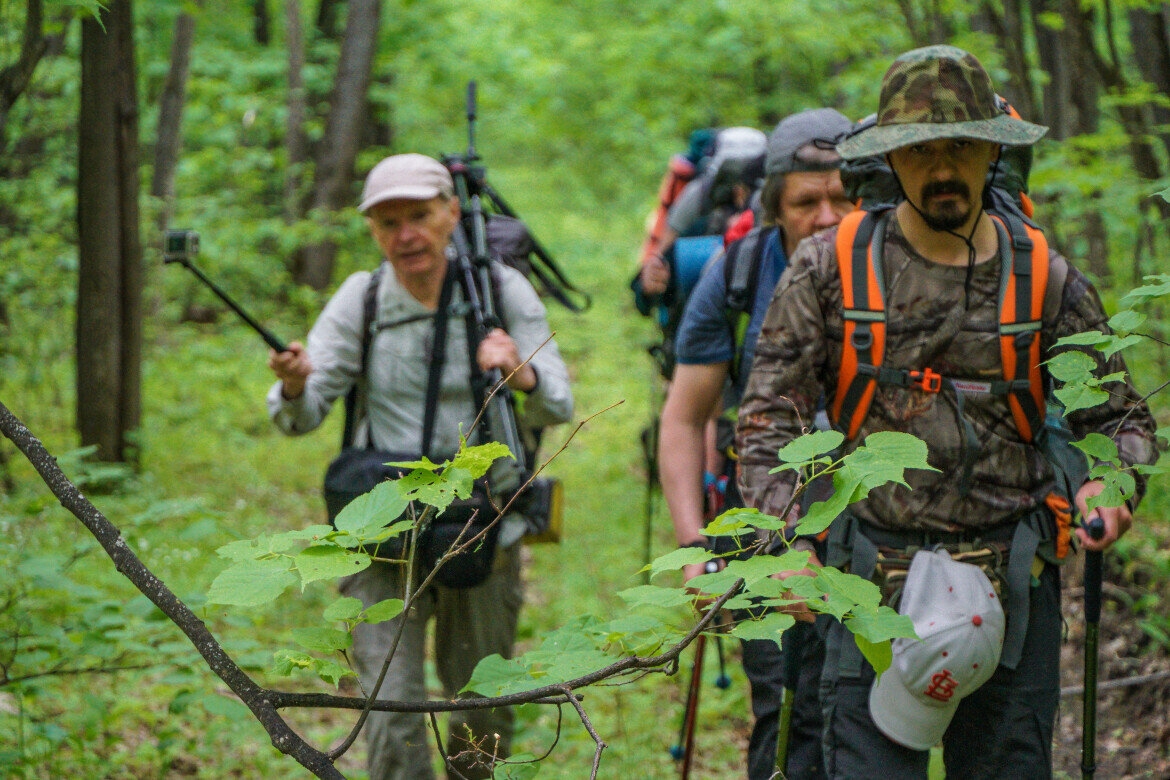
[674, 228, 786, 404]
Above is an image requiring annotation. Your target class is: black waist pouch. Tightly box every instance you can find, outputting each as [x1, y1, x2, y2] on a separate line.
[323, 447, 499, 589]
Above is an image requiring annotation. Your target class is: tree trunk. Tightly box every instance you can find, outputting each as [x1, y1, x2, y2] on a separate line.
[0, 0, 53, 152]
[1127, 5, 1170, 160]
[78, 0, 142, 463]
[284, 0, 308, 226]
[978, 0, 1038, 120]
[315, 0, 342, 38]
[253, 0, 271, 45]
[151, 8, 196, 233]
[1029, 0, 1072, 139]
[293, 0, 381, 289]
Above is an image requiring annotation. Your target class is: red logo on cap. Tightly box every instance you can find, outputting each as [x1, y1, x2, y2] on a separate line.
[924, 669, 959, 702]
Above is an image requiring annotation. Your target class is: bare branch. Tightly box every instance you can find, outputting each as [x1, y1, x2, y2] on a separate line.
[562, 685, 606, 779]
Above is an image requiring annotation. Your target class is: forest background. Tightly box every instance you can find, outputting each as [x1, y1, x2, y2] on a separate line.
[2, 0, 1170, 776]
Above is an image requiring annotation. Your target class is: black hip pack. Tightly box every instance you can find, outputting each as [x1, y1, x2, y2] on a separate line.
[323, 265, 499, 589]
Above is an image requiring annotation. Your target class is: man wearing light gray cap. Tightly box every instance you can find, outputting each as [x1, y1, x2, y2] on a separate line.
[660, 107, 854, 778]
[737, 45, 1158, 778]
[268, 153, 572, 778]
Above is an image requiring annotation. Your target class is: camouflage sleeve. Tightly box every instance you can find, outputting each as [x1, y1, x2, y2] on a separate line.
[736, 235, 835, 520]
[1046, 257, 1160, 508]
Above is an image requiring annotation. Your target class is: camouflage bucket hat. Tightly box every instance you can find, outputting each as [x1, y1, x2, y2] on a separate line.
[836, 45, 1047, 160]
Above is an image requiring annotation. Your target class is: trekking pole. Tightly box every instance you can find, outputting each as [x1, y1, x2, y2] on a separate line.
[673, 560, 721, 777]
[162, 230, 287, 353]
[1082, 515, 1106, 780]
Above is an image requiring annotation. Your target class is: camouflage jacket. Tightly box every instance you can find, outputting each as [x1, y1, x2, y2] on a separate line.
[736, 213, 1159, 533]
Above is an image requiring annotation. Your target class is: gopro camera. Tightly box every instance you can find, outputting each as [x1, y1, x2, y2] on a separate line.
[164, 229, 199, 263]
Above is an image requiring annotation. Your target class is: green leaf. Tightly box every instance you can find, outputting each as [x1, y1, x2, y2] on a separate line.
[362, 598, 405, 624]
[294, 546, 371, 588]
[386, 456, 446, 471]
[643, 546, 717, 580]
[796, 486, 851, 537]
[816, 566, 882, 610]
[291, 627, 352, 653]
[401, 466, 476, 513]
[1051, 331, 1110, 349]
[1122, 275, 1170, 306]
[730, 611, 795, 642]
[283, 524, 340, 542]
[272, 648, 316, 676]
[703, 507, 781, 537]
[208, 558, 297, 606]
[1107, 310, 1146, 332]
[855, 635, 894, 677]
[462, 654, 539, 697]
[1054, 383, 1108, 414]
[333, 481, 409, 535]
[1073, 433, 1120, 464]
[775, 430, 844, 464]
[451, 441, 514, 479]
[313, 657, 358, 686]
[724, 550, 812, 586]
[846, 605, 917, 644]
[1044, 350, 1096, 382]
[1101, 334, 1143, 358]
[323, 597, 364, 621]
[617, 585, 695, 609]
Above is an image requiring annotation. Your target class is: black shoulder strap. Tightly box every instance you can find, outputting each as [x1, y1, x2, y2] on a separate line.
[420, 267, 458, 458]
[723, 227, 767, 381]
[341, 265, 385, 449]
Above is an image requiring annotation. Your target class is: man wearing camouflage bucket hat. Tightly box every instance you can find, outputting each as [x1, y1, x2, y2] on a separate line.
[735, 45, 1159, 777]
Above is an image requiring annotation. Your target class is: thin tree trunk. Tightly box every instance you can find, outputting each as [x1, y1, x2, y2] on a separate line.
[293, 0, 381, 289]
[253, 0, 271, 45]
[0, 0, 55, 152]
[1030, 0, 1071, 139]
[1127, 5, 1170, 160]
[978, 0, 1038, 120]
[78, 0, 142, 463]
[284, 0, 307, 226]
[315, 0, 342, 38]
[152, 9, 197, 233]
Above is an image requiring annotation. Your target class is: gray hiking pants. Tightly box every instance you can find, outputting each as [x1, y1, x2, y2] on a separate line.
[338, 545, 523, 780]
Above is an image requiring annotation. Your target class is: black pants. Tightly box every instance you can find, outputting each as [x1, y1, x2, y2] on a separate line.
[742, 618, 825, 780]
[817, 564, 1061, 779]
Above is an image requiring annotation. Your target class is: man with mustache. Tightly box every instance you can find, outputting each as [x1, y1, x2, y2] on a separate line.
[735, 46, 1158, 778]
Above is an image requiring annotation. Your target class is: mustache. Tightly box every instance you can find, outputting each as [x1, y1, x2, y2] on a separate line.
[921, 180, 970, 201]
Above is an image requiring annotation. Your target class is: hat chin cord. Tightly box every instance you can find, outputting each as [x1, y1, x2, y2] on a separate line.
[886, 154, 1002, 310]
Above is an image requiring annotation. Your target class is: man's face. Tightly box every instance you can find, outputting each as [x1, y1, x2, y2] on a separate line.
[366, 196, 460, 281]
[776, 169, 854, 255]
[887, 138, 999, 231]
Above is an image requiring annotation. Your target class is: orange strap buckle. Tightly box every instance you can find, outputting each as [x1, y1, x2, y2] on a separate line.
[909, 368, 942, 393]
[1045, 492, 1073, 559]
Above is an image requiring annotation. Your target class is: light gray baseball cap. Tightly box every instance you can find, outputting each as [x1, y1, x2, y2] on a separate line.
[869, 549, 1006, 751]
[359, 153, 455, 213]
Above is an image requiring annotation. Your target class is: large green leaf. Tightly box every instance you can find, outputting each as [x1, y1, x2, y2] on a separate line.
[323, 596, 364, 621]
[617, 585, 695, 609]
[846, 605, 916, 644]
[854, 635, 894, 677]
[451, 440, 513, 478]
[1054, 383, 1108, 414]
[775, 430, 844, 464]
[291, 627, 352, 653]
[208, 558, 297, 607]
[1107, 310, 1146, 332]
[643, 546, 717, 580]
[730, 611, 795, 642]
[462, 654, 540, 697]
[363, 598, 405, 624]
[333, 481, 409, 535]
[1073, 433, 1120, 464]
[294, 546, 371, 588]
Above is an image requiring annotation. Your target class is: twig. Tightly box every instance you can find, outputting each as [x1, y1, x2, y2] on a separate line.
[1060, 669, 1170, 698]
[562, 685, 606, 779]
[427, 712, 471, 780]
[466, 332, 555, 438]
[1, 662, 157, 687]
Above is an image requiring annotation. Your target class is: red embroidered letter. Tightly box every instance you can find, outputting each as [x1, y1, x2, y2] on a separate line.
[924, 669, 959, 702]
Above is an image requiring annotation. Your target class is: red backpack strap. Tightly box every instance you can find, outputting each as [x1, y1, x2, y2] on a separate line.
[832, 210, 888, 440]
[993, 212, 1048, 442]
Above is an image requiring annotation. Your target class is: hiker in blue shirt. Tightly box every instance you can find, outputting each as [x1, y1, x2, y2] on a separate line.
[660, 108, 855, 779]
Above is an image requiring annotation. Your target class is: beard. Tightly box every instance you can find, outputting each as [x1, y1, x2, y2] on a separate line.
[918, 180, 972, 231]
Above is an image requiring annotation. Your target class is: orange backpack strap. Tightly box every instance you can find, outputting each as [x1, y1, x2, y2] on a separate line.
[993, 212, 1049, 442]
[831, 209, 889, 440]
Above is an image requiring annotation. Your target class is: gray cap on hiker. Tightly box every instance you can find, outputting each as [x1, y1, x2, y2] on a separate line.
[869, 549, 1006, 751]
[765, 108, 853, 176]
[359, 154, 455, 213]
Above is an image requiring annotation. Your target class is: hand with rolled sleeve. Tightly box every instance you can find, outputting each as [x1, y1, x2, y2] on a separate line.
[268, 341, 313, 400]
[477, 328, 537, 393]
[1074, 479, 1133, 551]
